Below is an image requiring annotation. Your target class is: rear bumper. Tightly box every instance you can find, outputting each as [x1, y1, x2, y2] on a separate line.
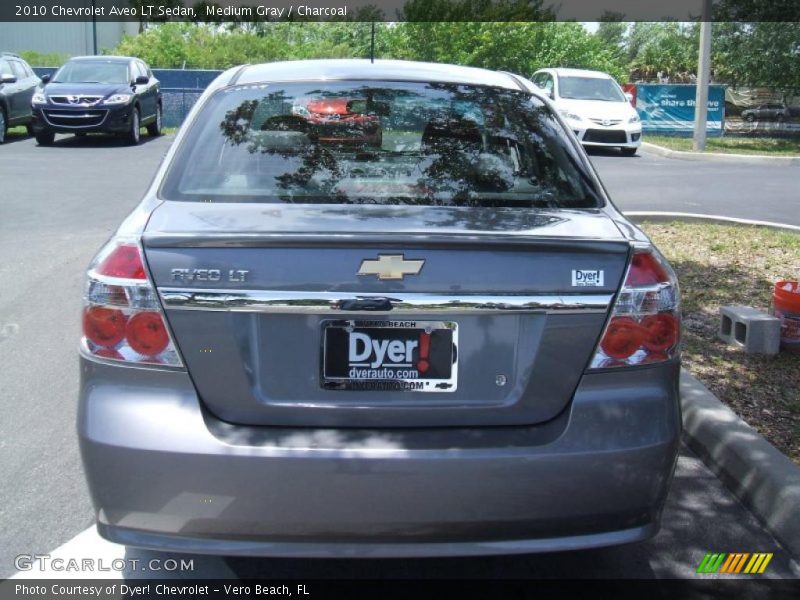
[98, 522, 658, 558]
[78, 357, 681, 557]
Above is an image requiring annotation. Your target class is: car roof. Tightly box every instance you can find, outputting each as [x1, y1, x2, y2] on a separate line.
[537, 68, 613, 79]
[234, 59, 523, 90]
[68, 56, 136, 63]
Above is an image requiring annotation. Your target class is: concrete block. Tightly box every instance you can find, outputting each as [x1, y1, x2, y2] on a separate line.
[719, 305, 781, 354]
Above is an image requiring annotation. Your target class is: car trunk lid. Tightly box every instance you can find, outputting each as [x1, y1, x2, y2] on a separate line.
[144, 202, 630, 427]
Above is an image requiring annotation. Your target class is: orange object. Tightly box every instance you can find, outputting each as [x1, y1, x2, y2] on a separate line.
[773, 281, 800, 352]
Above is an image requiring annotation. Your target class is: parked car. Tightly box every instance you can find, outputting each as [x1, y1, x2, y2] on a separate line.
[31, 56, 162, 145]
[741, 104, 789, 123]
[78, 59, 681, 557]
[531, 67, 642, 156]
[0, 52, 39, 143]
[293, 97, 383, 146]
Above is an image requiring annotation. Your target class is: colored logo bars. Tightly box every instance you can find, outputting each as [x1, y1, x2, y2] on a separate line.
[697, 553, 773, 574]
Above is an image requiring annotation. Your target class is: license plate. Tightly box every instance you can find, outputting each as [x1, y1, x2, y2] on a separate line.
[322, 320, 458, 392]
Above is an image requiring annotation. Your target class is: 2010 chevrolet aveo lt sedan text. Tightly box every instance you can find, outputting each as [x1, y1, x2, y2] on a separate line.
[78, 60, 681, 557]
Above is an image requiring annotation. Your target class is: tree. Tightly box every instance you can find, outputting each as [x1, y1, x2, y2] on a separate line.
[627, 22, 699, 81]
[713, 22, 800, 97]
[595, 12, 627, 63]
[383, 22, 627, 80]
[110, 21, 625, 80]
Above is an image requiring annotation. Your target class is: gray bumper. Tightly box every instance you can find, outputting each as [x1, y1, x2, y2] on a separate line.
[78, 358, 681, 557]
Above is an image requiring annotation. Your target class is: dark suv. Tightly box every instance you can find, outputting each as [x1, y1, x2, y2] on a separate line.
[0, 52, 40, 143]
[31, 56, 162, 145]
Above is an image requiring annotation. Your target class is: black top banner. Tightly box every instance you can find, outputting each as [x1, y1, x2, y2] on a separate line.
[3, 0, 800, 22]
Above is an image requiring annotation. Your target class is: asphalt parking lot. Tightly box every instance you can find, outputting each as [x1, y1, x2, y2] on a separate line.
[587, 146, 800, 226]
[1, 132, 799, 581]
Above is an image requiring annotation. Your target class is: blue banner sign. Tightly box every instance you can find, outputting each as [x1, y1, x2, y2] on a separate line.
[636, 84, 726, 135]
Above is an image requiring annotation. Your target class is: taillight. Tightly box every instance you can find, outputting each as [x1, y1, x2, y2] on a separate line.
[81, 238, 182, 367]
[589, 246, 680, 369]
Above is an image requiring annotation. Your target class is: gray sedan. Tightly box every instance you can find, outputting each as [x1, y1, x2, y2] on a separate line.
[78, 59, 681, 557]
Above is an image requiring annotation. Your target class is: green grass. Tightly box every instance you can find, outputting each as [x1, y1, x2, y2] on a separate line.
[645, 135, 800, 156]
[640, 221, 800, 463]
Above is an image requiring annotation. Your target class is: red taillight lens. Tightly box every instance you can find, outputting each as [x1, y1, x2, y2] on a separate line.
[600, 317, 645, 359]
[82, 238, 182, 367]
[590, 247, 680, 369]
[83, 306, 127, 348]
[625, 252, 669, 286]
[95, 244, 146, 280]
[126, 312, 170, 356]
[641, 313, 679, 352]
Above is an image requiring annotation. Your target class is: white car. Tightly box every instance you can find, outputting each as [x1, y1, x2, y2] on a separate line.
[530, 68, 642, 156]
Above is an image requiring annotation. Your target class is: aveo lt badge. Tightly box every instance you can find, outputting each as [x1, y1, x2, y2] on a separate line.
[357, 255, 425, 281]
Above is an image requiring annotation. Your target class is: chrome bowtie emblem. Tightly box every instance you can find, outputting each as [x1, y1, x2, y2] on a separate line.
[357, 255, 425, 281]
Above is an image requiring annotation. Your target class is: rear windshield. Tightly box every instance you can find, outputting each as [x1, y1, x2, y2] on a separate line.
[161, 80, 602, 209]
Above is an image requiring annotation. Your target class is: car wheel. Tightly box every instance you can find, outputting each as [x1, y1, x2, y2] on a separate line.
[745, 113, 756, 123]
[0, 109, 6, 144]
[127, 108, 141, 145]
[35, 131, 55, 146]
[620, 147, 637, 156]
[147, 104, 163, 137]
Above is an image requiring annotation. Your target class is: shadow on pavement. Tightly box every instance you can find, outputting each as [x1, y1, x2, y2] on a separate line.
[1, 130, 33, 145]
[45, 133, 163, 149]
[222, 447, 798, 580]
[1, 131, 162, 149]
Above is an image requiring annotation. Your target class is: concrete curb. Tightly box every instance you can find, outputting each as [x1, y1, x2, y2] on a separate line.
[626, 211, 800, 233]
[680, 370, 800, 559]
[642, 141, 800, 166]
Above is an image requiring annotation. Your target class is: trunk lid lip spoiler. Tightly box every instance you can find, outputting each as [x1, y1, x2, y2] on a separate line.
[141, 233, 632, 252]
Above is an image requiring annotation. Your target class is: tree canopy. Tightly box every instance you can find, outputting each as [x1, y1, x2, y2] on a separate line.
[110, 21, 626, 80]
[63, 18, 793, 96]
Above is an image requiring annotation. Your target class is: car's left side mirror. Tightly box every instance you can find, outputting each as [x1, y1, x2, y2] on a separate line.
[625, 92, 634, 103]
[0, 73, 17, 84]
[40, 74, 51, 84]
[134, 75, 149, 85]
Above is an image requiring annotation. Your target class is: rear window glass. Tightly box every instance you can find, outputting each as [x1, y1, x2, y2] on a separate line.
[161, 80, 602, 209]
